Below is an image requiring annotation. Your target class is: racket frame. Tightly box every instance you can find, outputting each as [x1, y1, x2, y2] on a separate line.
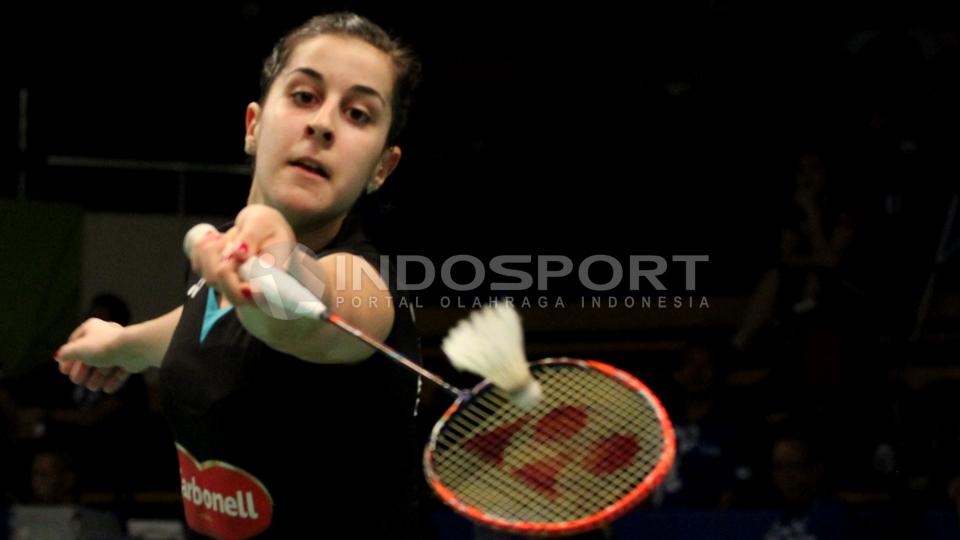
[423, 358, 676, 537]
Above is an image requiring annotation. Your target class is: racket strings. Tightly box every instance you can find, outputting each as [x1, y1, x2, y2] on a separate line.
[437, 378, 656, 523]
[431, 364, 666, 525]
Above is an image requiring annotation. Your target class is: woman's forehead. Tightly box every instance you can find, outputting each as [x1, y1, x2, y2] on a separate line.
[283, 34, 395, 98]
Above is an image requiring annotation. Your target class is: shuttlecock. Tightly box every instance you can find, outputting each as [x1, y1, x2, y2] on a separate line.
[441, 304, 542, 410]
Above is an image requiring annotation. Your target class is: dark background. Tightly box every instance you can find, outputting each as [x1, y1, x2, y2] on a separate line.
[6, 2, 958, 293]
[3, 2, 960, 538]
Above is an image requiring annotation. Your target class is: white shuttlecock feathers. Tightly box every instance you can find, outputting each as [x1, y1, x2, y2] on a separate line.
[441, 304, 542, 409]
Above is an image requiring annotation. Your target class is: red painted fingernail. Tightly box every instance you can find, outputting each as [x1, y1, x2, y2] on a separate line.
[224, 242, 249, 262]
[241, 287, 253, 300]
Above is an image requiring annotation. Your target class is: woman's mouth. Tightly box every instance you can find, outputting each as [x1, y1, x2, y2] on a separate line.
[289, 159, 330, 180]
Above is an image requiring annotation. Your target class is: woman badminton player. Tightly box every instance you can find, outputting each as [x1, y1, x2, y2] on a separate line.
[54, 13, 423, 539]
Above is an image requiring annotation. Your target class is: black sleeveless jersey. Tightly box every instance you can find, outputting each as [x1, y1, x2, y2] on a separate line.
[159, 216, 422, 540]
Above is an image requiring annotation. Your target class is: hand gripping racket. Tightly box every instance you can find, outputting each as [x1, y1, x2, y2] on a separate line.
[184, 225, 676, 536]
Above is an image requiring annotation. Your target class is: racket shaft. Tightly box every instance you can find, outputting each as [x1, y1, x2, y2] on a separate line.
[327, 314, 463, 397]
[240, 256, 462, 397]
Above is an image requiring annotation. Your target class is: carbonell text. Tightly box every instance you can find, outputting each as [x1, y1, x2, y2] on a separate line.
[181, 475, 260, 519]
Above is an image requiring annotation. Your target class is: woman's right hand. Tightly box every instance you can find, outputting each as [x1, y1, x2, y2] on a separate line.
[55, 318, 143, 393]
[56, 359, 130, 394]
[188, 205, 297, 310]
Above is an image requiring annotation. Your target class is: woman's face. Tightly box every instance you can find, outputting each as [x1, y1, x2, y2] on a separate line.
[245, 34, 401, 231]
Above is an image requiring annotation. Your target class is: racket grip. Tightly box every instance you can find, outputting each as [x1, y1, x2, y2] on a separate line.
[182, 223, 329, 320]
[183, 223, 218, 259]
[238, 257, 330, 321]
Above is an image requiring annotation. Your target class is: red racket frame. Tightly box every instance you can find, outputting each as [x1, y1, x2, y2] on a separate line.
[423, 358, 676, 537]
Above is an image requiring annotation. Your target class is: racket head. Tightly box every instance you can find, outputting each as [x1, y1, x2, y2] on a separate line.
[424, 358, 675, 537]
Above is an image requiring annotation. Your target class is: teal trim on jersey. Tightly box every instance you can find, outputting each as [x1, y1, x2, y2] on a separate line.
[200, 289, 234, 343]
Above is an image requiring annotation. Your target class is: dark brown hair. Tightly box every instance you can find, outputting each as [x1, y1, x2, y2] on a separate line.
[259, 12, 421, 146]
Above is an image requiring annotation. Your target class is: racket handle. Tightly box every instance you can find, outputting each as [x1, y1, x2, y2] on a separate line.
[182, 224, 463, 397]
[183, 223, 217, 259]
[238, 257, 329, 321]
[182, 222, 328, 320]
[237, 259, 461, 397]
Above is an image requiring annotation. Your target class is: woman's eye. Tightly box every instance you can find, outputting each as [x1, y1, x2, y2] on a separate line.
[291, 91, 317, 105]
[347, 108, 371, 124]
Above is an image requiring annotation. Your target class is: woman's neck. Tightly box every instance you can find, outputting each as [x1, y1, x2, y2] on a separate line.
[294, 212, 348, 253]
[247, 187, 347, 253]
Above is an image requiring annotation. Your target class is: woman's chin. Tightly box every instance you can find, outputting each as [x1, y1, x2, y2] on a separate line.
[278, 201, 348, 231]
[271, 187, 331, 215]
[263, 184, 357, 231]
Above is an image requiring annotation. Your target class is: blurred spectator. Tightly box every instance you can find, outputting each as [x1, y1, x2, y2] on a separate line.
[29, 449, 76, 505]
[763, 434, 847, 540]
[7, 443, 123, 540]
[657, 343, 751, 509]
[732, 151, 858, 353]
[949, 476, 960, 527]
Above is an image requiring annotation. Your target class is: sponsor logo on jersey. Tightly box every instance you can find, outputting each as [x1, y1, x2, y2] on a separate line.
[176, 443, 273, 540]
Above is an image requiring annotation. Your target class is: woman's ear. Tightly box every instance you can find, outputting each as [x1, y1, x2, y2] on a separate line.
[244, 102, 262, 156]
[367, 146, 402, 193]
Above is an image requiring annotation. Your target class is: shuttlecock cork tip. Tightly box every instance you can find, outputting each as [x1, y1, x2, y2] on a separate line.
[442, 303, 542, 408]
[509, 380, 543, 411]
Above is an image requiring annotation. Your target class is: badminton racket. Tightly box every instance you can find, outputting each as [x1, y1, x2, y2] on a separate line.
[184, 224, 676, 537]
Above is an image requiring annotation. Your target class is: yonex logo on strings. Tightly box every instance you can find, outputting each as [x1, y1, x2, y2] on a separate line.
[463, 405, 641, 498]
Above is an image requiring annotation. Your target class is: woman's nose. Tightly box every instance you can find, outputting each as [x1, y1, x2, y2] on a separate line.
[307, 105, 335, 144]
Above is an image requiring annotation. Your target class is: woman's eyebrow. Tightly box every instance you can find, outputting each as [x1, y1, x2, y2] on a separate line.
[287, 67, 387, 107]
